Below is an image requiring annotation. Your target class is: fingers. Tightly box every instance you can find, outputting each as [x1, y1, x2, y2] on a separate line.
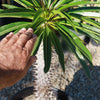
[15, 28, 33, 47]
[7, 28, 26, 45]
[23, 34, 37, 56]
[0, 32, 14, 45]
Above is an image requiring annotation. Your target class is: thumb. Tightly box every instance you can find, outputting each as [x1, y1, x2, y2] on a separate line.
[27, 55, 37, 69]
[21, 56, 37, 80]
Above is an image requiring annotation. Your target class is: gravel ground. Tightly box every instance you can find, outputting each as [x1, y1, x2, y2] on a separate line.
[65, 39, 100, 100]
[65, 66, 100, 100]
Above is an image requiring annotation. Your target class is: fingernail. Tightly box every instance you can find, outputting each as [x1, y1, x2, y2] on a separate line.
[32, 34, 37, 38]
[21, 28, 26, 31]
[33, 56, 37, 61]
[28, 28, 33, 31]
[9, 32, 14, 35]
[32, 35, 37, 42]
[19, 28, 26, 33]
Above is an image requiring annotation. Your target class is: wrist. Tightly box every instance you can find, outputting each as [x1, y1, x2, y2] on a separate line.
[0, 68, 7, 89]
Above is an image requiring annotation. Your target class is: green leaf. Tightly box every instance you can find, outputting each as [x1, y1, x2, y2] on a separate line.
[0, 22, 31, 36]
[63, 12, 77, 32]
[14, 28, 23, 34]
[0, 8, 34, 19]
[57, 23, 92, 62]
[32, 0, 41, 8]
[0, 9, 3, 12]
[43, 0, 47, 6]
[70, 13, 100, 29]
[32, 17, 46, 29]
[64, 22, 100, 42]
[58, 1, 100, 11]
[50, 0, 58, 9]
[82, 17, 100, 29]
[33, 26, 43, 36]
[77, 26, 100, 42]
[54, 0, 72, 9]
[75, 12, 100, 18]
[50, 31, 65, 72]
[52, 10, 77, 32]
[2, 4, 18, 9]
[32, 33, 43, 55]
[14, 0, 34, 9]
[61, 21, 100, 42]
[47, 0, 51, 8]
[68, 7, 100, 13]
[43, 25, 51, 73]
[78, 23, 100, 35]
[75, 47, 91, 79]
[72, 22, 100, 36]
[58, 27, 91, 79]
[33, 8, 44, 24]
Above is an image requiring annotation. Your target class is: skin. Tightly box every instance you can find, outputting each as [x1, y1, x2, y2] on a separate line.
[0, 28, 37, 90]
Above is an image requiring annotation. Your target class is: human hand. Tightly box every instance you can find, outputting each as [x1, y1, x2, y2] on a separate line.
[0, 28, 37, 89]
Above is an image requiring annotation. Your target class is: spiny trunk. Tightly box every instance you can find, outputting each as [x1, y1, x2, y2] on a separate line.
[24, 42, 77, 100]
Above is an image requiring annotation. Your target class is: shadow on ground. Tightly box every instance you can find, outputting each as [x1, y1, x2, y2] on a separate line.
[65, 66, 100, 100]
[9, 66, 100, 100]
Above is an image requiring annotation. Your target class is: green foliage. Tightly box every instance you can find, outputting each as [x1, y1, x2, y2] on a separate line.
[0, 0, 100, 78]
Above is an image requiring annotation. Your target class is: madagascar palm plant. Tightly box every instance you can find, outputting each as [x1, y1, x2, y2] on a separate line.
[0, 0, 100, 79]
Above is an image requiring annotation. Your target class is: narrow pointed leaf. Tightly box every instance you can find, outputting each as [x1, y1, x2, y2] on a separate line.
[57, 23, 92, 62]
[32, 0, 41, 7]
[63, 12, 77, 32]
[75, 48, 91, 79]
[79, 23, 100, 35]
[52, 10, 77, 32]
[50, 0, 58, 9]
[82, 17, 100, 29]
[0, 8, 34, 19]
[70, 13, 100, 29]
[33, 8, 44, 24]
[2, 4, 18, 9]
[61, 22, 100, 42]
[58, 28, 91, 79]
[0, 9, 3, 11]
[77, 26, 100, 42]
[32, 17, 46, 29]
[43, 0, 47, 6]
[68, 7, 100, 13]
[14, 0, 34, 9]
[50, 31, 65, 72]
[0, 22, 31, 36]
[43, 26, 51, 73]
[54, 0, 72, 9]
[75, 12, 100, 18]
[32, 33, 43, 55]
[47, 0, 51, 8]
[58, 1, 100, 11]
